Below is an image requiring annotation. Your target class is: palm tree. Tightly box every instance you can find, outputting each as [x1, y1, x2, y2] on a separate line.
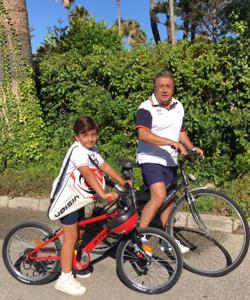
[169, 0, 176, 44]
[150, 0, 161, 44]
[117, 0, 122, 36]
[62, 0, 75, 9]
[120, 19, 146, 46]
[3, 0, 32, 62]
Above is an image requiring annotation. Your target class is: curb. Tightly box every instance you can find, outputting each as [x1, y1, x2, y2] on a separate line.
[1, 196, 249, 234]
[0, 196, 50, 212]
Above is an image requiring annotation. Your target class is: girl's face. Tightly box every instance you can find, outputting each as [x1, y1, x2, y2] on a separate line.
[75, 129, 98, 149]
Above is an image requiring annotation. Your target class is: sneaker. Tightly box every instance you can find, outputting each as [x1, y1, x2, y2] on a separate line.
[175, 239, 190, 254]
[160, 240, 172, 252]
[160, 239, 190, 254]
[74, 268, 92, 279]
[55, 276, 86, 296]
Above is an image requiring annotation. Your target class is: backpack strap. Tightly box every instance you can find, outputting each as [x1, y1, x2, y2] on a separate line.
[50, 146, 78, 204]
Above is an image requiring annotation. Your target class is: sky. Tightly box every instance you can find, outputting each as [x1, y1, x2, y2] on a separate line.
[26, 0, 181, 53]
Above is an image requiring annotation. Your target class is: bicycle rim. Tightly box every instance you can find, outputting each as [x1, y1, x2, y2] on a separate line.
[116, 227, 183, 294]
[2, 223, 61, 285]
[168, 189, 249, 277]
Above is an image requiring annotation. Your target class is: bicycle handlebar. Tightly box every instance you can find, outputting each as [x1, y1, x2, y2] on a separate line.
[179, 150, 202, 164]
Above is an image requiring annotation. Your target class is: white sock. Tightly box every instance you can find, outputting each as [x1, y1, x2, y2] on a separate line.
[60, 271, 73, 282]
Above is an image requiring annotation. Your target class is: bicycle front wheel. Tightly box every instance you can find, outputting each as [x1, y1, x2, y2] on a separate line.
[167, 189, 249, 277]
[2, 222, 61, 285]
[116, 227, 183, 294]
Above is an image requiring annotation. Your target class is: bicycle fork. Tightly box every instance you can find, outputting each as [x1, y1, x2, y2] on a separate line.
[187, 192, 210, 235]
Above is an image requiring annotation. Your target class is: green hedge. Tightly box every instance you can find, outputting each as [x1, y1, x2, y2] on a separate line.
[37, 18, 249, 186]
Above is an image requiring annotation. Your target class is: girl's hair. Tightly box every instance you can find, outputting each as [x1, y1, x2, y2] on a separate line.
[73, 116, 99, 135]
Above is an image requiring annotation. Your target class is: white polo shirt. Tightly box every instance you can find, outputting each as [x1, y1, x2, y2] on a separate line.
[136, 94, 185, 166]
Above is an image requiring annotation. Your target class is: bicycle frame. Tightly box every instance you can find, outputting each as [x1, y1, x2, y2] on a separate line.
[28, 209, 120, 262]
[118, 153, 209, 233]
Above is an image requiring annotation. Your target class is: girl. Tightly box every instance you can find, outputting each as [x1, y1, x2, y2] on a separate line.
[52, 116, 127, 296]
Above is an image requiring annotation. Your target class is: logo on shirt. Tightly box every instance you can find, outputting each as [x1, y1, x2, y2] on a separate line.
[156, 108, 163, 114]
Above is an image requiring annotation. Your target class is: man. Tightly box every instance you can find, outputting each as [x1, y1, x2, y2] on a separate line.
[136, 71, 203, 252]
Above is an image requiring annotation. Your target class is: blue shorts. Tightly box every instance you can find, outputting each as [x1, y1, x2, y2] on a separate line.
[60, 207, 85, 225]
[140, 163, 177, 190]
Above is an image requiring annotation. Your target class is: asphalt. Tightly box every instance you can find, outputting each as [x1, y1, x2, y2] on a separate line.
[0, 197, 250, 300]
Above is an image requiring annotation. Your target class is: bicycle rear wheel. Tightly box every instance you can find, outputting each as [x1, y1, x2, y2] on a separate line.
[116, 227, 183, 294]
[167, 189, 249, 277]
[2, 222, 61, 285]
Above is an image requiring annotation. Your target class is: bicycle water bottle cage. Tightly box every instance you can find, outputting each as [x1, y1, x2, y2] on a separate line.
[108, 207, 138, 235]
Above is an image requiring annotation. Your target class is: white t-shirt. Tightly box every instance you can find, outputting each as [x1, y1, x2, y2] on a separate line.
[50, 141, 104, 199]
[136, 94, 185, 166]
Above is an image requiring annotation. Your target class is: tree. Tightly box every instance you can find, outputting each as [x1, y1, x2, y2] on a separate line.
[63, 0, 75, 9]
[150, 0, 161, 43]
[120, 19, 147, 46]
[117, 0, 122, 36]
[2, 0, 32, 62]
[169, 0, 176, 44]
[0, 0, 46, 169]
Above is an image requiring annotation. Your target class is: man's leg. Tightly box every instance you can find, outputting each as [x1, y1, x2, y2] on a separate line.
[140, 182, 166, 228]
[160, 198, 175, 229]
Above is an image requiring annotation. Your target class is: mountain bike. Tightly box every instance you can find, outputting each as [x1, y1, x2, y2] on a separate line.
[2, 184, 183, 295]
[95, 152, 250, 277]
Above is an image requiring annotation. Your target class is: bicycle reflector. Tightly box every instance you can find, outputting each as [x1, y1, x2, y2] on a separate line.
[108, 207, 138, 234]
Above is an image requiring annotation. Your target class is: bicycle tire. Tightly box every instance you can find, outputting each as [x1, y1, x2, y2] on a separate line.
[116, 227, 183, 294]
[2, 222, 61, 285]
[167, 189, 250, 277]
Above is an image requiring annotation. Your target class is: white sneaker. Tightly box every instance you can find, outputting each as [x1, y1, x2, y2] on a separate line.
[55, 276, 86, 296]
[175, 239, 190, 254]
[160, 240, 172, 252]
[74, 268, 92, 279]
[160, 239, 190, 254]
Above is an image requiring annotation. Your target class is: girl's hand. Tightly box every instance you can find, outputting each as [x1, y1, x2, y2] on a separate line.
[121, 180, 133, 187]
[104, 191, 118, 202]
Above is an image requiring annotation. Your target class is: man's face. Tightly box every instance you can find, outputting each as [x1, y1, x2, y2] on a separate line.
[154, 76, 174, 107]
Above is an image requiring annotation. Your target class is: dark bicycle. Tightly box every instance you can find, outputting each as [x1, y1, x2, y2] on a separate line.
[94, 152, 250, 277]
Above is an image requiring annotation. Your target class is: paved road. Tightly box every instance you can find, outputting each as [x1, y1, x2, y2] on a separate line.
[0, 207, 249, 300]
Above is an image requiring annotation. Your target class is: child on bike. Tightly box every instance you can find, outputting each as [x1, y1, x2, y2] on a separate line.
[51, 116, 127, 296]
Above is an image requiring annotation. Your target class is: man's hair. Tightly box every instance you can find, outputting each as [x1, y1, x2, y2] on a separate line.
[153, 70, 174, 88]
[73, 116, 99, 135]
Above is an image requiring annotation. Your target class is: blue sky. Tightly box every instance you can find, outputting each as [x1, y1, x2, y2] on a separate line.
[26, 0, 181, 53]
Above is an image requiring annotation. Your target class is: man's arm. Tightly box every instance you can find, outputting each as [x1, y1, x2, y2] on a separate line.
[179, 131, 204, 156]
[138, 128, 187, 155]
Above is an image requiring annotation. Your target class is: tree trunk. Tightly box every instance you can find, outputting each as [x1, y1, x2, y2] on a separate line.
[3, 0, 32, 62]
[117, 0, 122, 36]
[169, 0, 176, 44]
[150, 0, 161, 44]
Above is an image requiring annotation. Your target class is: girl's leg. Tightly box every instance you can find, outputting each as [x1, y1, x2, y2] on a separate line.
[55, 222, 86, 296]
[61, 223, 78, 272]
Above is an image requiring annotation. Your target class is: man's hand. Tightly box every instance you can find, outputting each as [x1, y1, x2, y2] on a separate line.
[192, 146, 204, 157]
[172, 142, 188, 155]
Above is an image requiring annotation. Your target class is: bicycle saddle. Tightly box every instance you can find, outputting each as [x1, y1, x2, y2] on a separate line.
[117, 159, 138, 169]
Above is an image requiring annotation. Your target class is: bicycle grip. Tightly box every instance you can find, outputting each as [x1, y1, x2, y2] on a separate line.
[106, 195, 113, 202]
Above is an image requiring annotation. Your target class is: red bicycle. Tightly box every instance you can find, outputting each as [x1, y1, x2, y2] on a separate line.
[2, 184, 183, 294]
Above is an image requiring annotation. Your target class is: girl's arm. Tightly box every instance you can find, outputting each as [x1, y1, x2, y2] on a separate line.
[99, 162, 126, 186]
[78, 165, 117, 201]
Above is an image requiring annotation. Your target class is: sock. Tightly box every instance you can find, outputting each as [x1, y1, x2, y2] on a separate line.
[60, 271, 73, 282]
